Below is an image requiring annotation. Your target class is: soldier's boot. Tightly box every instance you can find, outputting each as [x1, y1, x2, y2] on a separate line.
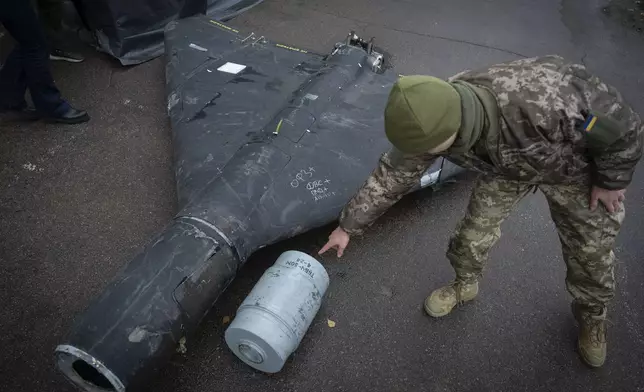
[572, 302, 608, 368]
[424, 280, 479, 318]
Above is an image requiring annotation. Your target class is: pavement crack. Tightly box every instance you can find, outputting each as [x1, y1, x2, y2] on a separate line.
[107, 68, 114, 89]
[374, 24, 529, 58]
[303, 7, 529, 59]
[580, 51, 588, 67]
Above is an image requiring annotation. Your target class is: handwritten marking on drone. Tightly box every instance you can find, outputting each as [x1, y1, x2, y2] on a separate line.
[290, 168, 335, 201]
[290, 167, 316, 188]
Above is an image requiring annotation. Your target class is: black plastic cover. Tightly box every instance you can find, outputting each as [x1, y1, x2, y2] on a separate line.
[75, 0, 263, 65]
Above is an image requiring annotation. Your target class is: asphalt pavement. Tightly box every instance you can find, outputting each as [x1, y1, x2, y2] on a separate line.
[1, 0, 643, 391]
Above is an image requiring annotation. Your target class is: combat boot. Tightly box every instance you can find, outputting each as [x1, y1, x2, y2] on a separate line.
[424, 280, 479, 318]
[572, 302, 607, 368]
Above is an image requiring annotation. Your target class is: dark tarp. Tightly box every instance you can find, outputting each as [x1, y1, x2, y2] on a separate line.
[75, 0, 264, 65]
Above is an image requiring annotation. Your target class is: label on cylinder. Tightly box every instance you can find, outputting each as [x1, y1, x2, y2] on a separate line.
[224, 250, 329, 373]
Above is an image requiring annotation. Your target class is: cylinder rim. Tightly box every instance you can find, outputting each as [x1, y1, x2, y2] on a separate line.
[55, 345, 126, 392]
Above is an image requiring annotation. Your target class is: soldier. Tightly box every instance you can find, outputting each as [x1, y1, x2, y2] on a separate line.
[318, 56, 643, 368]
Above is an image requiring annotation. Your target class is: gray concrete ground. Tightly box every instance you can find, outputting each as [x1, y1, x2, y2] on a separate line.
[1, 0, 644, 391]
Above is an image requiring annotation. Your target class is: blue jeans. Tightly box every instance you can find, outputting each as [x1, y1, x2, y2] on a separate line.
[0, 0, 69, 115]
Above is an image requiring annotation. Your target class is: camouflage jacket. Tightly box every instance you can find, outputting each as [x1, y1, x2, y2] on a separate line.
[339, 56, 643, 235]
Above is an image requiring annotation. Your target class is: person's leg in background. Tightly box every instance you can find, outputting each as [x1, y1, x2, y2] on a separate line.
[0, 0, 89, 123]
[68, 0, 91, 31]
[424, 175, 533, 317]
[33, 0, 85, 63]
[0, 31, 29, 112]
[541, 183, 624, 368]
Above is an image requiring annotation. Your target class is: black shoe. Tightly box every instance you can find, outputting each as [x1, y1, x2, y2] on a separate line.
[50, 48, 85, 63]
[46, 107, 90, 124]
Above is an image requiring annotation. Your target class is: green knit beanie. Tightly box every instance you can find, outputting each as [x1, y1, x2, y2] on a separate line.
[384, 75, 462, 154]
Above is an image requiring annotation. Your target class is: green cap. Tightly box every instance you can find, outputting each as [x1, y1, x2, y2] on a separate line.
[384, 76, 462, 154]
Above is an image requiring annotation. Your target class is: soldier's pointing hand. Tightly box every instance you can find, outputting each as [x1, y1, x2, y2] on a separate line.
[319, 227, 351, 258]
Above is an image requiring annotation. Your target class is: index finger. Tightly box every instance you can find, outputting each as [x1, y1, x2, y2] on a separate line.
[318, 241, 334, 255]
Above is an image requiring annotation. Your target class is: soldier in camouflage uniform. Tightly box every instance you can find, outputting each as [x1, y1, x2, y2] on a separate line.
[318, 56, 643, 368]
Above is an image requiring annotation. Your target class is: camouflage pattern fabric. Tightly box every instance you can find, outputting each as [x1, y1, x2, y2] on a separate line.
[339, 55, 642, 235]
[445, 55, 643, 190]
[447, 175, 623, 314]
[340, 56, 644, 234]
[338, 56, 642, 315]
[445, 176, 534, 284]
[339, 147, 438, 235]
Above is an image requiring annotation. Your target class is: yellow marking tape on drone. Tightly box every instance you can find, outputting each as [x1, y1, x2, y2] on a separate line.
[273, 118, 284, 135]
[209, 20, 239, 33]
[275, 44, 308, 53]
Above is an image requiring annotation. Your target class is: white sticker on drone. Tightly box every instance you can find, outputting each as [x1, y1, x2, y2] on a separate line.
[217, 62, 247, 74]
[189, 43, 207, 52]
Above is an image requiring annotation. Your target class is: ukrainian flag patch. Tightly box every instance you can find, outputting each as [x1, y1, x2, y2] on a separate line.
[582, 114, 598, 132]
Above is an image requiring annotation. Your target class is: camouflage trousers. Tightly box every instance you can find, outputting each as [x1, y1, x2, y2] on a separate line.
[447, 175, 624, 314]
